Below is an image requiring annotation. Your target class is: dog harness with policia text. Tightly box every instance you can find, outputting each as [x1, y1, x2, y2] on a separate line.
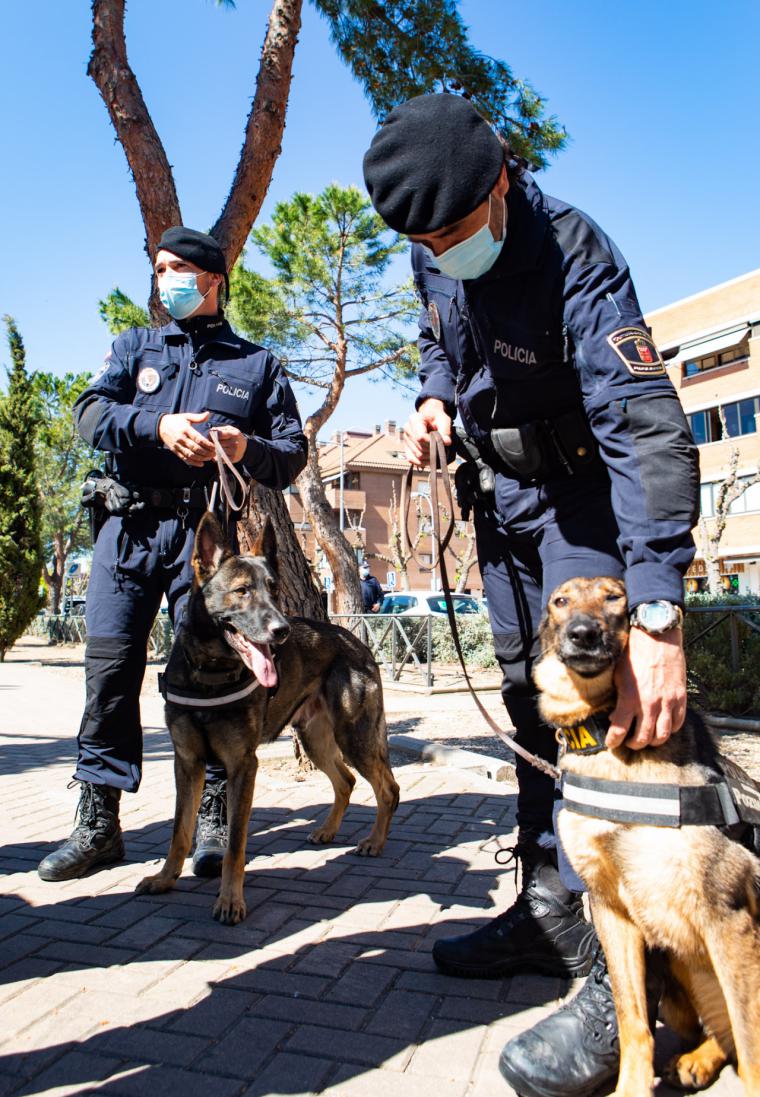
[556, 714, 760, 832]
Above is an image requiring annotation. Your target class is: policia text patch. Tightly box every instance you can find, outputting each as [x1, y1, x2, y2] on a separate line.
[607, 327, 666, 377]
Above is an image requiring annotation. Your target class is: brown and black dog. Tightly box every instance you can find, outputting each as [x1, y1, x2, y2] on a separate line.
[136, 512, 399, 925]
[534, 576, 760, 1096]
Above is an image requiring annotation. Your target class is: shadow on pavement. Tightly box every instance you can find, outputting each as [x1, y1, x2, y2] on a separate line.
[0, 790, 578, 1095]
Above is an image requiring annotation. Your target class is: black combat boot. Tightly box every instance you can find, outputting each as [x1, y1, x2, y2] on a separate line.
[432, 838, 595, 979]
[498, 944, 664, 1097]
[38, 782, 124, 881]
[192, 779, 228, 878]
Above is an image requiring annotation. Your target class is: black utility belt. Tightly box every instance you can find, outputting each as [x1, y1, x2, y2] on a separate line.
[489, 408, 601, 482]
[81, 473, 211, 518]
[136, 485, 210, 511]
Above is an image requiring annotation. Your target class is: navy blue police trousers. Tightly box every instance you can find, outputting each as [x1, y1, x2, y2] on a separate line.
[474, 473, 625, 889]
[75, 510, 226, 793]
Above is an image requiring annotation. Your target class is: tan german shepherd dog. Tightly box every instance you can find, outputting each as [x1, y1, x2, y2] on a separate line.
[137, 512, 399, 925]
[534, 576, 760, 1096]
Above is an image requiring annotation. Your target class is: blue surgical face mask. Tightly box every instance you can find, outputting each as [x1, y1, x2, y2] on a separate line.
[425, 194, 507, 281]
[158, 271, 210, 320]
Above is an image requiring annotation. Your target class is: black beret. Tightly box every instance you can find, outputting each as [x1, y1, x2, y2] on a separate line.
[157, 226, 227, 274]
[363, 94, 503, 235]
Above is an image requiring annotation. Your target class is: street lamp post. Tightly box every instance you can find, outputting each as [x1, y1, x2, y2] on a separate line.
[339, 431, 345, 532]
[411, 490, 438, 591]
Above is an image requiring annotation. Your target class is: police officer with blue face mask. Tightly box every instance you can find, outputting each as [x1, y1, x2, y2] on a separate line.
[363, 95, 699, 1097]
[38, 227, 308, 884]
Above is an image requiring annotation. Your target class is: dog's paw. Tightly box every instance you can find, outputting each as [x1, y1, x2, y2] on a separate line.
[213, 893, 247, 925]
[135, 873, 174, 895]
[355, 836, 383, 857]
[308, 826, 336, 845]
[663, 1049, 724, 1091]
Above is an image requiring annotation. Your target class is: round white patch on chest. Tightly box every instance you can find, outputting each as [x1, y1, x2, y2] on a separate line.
[137, 367, 161, 394]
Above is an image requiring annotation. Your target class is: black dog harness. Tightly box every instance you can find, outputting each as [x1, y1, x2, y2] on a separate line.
[557, 714, 760, 830]
[158, 666, 259, 708]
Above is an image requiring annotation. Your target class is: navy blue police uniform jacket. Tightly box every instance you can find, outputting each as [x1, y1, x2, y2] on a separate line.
[411, 173, 700, 611]
[74, 316, 307, 490]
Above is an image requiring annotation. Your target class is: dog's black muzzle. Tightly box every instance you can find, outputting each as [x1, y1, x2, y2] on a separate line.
[559, 614, 621, 677]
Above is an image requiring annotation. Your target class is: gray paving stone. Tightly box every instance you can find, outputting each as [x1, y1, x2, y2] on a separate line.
[241, 1051, 334, 1096]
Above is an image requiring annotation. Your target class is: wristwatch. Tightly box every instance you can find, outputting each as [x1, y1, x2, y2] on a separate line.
[629, 600, 684, 635]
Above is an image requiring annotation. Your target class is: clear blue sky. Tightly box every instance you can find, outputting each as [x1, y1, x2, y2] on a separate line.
[1, 0, 758, 439]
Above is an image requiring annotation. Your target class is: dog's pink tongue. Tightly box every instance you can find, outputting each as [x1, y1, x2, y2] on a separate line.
[224, 629, 277, 687]
[242, 639, 277, 688]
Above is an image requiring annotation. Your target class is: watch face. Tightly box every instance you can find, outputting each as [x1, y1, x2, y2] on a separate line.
[640, 602, 673, 631]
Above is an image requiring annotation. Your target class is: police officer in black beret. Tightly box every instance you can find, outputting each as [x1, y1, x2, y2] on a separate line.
[364, 95, 699, 1097]
[38, 227, 307, 884]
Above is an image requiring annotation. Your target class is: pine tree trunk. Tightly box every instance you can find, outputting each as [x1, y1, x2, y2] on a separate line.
[295, 446, 363, 614]
[237, 484, 325, 620]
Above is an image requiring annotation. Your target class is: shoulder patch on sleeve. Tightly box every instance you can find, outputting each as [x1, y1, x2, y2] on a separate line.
[606, 327, 666, 377]
[91, 353, 112, 384]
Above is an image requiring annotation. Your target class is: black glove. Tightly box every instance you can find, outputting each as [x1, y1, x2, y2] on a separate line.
[102, 478, 145, 516]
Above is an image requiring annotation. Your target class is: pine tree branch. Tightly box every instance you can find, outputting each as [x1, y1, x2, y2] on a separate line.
[212, 0, 304, 266]
[88, 0, 182, 261]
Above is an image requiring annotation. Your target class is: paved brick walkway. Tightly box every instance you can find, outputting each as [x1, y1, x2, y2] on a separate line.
[0, 641, 743, 1096]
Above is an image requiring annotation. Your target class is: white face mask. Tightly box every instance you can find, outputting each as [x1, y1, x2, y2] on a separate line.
[425, 194, 507, 281]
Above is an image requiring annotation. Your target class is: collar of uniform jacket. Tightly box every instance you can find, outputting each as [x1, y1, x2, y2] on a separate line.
[160, 317, 243, 350]
[422, 174, 550, 283]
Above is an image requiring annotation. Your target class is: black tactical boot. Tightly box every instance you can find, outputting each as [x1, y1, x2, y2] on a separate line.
[38, 782, 124, 881]
[432, 838, 595, 979]
[192, 779, 228, 878]
[498, 944, 663, 1097]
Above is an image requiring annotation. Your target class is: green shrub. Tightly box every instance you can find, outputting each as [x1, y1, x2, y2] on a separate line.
[430, 615, 498, 668]
[684, 595, 760, 717]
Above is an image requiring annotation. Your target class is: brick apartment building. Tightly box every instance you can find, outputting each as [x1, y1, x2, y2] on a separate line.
[646, 268, 760, 594]
[283, 421, 481, 600]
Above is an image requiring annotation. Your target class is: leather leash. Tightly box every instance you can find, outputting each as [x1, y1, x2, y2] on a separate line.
[401, 430, 561, 781]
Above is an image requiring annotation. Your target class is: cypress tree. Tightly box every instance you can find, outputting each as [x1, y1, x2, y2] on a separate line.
[0, 317, 44, 659]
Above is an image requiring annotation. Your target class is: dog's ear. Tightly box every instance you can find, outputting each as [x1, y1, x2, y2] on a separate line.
[192, 511, 230, 585]
[250, 516, 278, 573]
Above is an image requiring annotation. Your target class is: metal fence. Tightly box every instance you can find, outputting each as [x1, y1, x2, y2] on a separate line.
[28, 603, 760, 688]
[30, 613, 174, 660]
[684, 604, 760, 672]
[329, 613, 435, 687]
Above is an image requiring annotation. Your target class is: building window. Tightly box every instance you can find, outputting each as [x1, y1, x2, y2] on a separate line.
[688, 397, 759, 444]
[699, 477, 760, 519]
[341, 471, 360, 490]
[683, 340, 748, 378]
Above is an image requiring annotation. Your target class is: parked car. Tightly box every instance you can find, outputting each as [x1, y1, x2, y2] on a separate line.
[380, 591, 482, 616]
[62, 595, 87, 616]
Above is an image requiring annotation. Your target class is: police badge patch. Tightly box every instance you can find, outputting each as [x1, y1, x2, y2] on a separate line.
[607, 327, 666, 377]
[137, 367, 161, 394]
[428, 301, 442, 343]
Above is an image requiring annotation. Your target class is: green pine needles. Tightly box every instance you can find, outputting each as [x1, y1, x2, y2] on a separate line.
[0, 317, 44, 660]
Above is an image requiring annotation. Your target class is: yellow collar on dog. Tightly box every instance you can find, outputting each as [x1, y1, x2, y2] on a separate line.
[557, 713, 610, 756]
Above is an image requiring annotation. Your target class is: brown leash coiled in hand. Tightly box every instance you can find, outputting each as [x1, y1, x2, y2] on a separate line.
[401, 430, 561, 782]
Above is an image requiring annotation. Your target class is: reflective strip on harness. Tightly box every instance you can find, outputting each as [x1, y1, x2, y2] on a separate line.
[563, 773, 681, 826]
[561, 771, 742, 828]
[163, 678, 260, 708]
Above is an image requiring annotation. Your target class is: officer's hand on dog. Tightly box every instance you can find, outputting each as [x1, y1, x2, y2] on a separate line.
[159, 412, 215, 467]
[404, 398, 452, 467]
[607, 627, 687, 750]
[211, 425, 248, 464]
